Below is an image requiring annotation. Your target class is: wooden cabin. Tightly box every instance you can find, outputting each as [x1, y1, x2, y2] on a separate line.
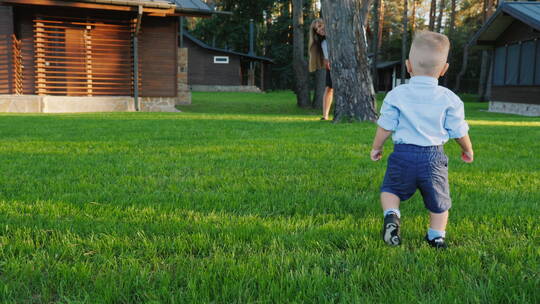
[0, 0, 215, 113]
[469, 1, 540, 116]
[181, 31, 273, 92]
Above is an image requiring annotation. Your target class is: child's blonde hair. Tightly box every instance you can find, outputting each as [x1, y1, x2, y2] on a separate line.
[409, 31, 450, 76]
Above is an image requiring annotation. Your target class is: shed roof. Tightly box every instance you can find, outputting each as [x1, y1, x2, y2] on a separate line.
[377, 61, 400, 69]
[173, 0, 212, 12]
[183, 32, 274, 64]
[469, 2, 540, 48]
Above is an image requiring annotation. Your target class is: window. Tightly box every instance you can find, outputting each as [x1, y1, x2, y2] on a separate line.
[214, 56, 229, 64]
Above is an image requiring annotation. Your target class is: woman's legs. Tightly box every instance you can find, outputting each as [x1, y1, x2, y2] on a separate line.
[322, 87, 334, 120]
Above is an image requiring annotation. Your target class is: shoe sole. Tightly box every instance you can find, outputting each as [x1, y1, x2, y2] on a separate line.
[383, 222, 401, 246]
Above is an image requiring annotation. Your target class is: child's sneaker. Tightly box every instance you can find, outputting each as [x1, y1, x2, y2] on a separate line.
[424, 235, 448, 249]
[382, 213, 401, 246]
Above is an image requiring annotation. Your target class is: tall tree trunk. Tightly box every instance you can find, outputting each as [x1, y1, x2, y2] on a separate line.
[483, 0, 496, 21]
[292, 0, 310, 108]
[436, 0, 445, 33]
[483, 0, 488, 22]
[312, 69, 326, 109]
[378, 0, 385, 50]
[321, 0, 377, 122]
[478, 0, 496, 101]
[449, 0, 456, 41]
[454, 45, 468, 92]
[487, 0, 495, 17]
[401, 0, 408, 84]
[478, 50, 489, 101]
[371, 0, 382, 92]
[360, 0, 373, 26]
[443, 0, 456, 87]
[411, 0, 416, 33]
[310, 0, 325, 108]
[429, 0, 436, 31]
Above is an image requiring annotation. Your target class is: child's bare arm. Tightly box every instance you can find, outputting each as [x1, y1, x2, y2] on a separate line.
[455, 134, 474, 163]
[371, 126, 392, 161]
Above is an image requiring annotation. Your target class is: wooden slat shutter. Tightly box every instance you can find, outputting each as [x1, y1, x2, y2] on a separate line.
[34, 15, 133, 96]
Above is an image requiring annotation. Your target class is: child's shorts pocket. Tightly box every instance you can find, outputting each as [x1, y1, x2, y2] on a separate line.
[429, 154, 449, 183]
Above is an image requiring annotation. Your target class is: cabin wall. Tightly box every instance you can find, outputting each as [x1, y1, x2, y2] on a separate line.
[491, 20, 540, 107]
[139, 17, 177, 97]
[491, 86, 540, 105]
[185, 38, 242, 86]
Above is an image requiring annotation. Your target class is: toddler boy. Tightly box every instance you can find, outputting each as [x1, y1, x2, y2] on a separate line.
[370, 31, 474, 249]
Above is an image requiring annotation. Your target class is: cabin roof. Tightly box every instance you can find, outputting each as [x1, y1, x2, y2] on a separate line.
[183, 31, 274, 64]
[377, 61, 400, 69]
[80, 0, 214, 14]
[469, 2, 540, 48]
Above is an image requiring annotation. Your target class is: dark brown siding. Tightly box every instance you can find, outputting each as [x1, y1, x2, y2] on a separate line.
[139, 17, 177, 97]
[0, 5, 14, 94]
[185, 38, 242, 86]
[496, 20, 540, 46]
[492, 86, 540, 105]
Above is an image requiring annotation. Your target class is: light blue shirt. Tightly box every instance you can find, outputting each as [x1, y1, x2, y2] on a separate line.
[377, 76, 469, 146]
[321, 40, 329, 60]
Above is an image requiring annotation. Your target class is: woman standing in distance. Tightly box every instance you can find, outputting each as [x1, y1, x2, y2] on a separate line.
[309, 19, 333, 121]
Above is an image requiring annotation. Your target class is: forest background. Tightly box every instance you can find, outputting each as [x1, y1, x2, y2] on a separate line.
[187, 0, 497, 97]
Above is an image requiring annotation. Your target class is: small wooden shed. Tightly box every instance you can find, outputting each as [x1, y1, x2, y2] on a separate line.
[0, 0, 215, 113]
[182, 31, 273, 92]
[469, 2, 540, 116]
[375, 60, 402, 92]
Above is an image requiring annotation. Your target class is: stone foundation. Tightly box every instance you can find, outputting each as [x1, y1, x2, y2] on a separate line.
[43, 96, 135, 113]
[176, 48, 191, 105]
[489, 101, 540, 117]
[0, 95, 136, 113]
[139, 97, 180, 112]
[0, 95, 42, 112]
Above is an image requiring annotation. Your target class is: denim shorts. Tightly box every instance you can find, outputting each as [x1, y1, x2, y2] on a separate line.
[381, 144, 451, 213]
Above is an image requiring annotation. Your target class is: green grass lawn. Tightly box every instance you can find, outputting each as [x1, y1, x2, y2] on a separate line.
[0, 91, 538, 303]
